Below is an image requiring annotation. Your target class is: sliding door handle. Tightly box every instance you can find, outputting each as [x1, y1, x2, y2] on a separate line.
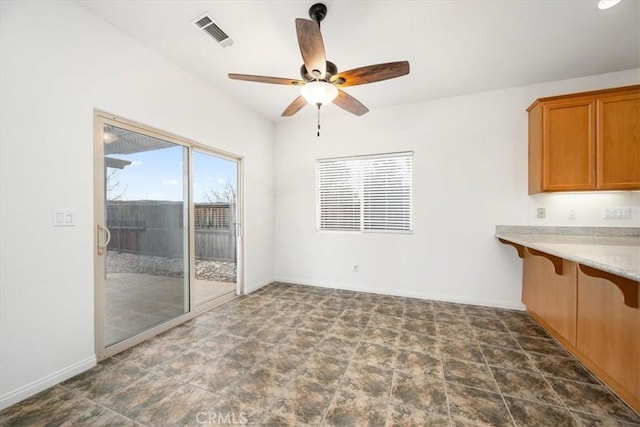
[97, 224, 111, 255]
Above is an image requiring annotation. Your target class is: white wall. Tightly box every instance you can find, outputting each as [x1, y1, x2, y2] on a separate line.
[0, 1, 274, 408]
[273, 69, 639, 308]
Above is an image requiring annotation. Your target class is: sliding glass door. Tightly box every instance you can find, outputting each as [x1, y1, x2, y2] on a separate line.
[95, 113, 241, 358]
[192, 150, 238, 306]
[101, 124, 189, 347]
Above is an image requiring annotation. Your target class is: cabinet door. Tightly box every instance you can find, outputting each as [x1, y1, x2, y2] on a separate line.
[576, 268, 640, 410]
[522, 249, 577, 345]
[597, 92, 640, 190]
[542, 99, 596, 191]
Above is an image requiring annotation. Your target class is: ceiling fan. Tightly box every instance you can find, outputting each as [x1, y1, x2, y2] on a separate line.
[228, 3, 410, 131]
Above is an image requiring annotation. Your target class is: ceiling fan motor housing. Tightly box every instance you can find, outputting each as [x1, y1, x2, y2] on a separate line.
[300, 61, 337, 82]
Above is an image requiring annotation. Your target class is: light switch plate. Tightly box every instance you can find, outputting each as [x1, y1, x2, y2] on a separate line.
[53, 210, 75, 226]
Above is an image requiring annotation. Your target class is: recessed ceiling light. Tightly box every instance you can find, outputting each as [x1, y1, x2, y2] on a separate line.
[598, 0, 622, 10]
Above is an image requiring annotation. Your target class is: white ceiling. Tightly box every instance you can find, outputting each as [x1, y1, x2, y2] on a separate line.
[78, 0, 640, 123]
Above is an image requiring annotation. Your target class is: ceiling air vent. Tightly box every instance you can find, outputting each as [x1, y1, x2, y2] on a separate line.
[192, 13, 234, 47]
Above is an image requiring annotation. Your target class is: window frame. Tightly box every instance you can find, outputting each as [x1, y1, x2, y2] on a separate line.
[316, 151, 414, 235]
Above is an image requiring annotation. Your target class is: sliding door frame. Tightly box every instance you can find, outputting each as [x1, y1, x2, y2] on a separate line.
[93, 110, 244, 361]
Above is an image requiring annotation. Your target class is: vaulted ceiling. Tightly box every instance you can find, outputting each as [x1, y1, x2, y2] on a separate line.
[79, 0, 640, 123]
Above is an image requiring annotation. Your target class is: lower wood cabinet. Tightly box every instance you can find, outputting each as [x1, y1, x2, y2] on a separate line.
[576, 267, 640, 411]
[522, 248, 577, 345]
[520, 248, 640, 412]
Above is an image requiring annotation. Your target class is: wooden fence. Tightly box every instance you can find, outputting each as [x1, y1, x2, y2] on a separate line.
[106, 201, 236, 262]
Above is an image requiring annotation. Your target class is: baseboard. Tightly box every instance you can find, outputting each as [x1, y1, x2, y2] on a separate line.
[0, 355, 96, 410]
[272, 276, 525, 311]
[244, 278, 275, 295]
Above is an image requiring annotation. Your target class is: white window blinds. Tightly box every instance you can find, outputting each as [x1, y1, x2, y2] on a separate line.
[317, 152, 413, 233]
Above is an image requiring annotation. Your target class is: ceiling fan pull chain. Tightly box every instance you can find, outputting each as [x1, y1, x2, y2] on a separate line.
[316, 103, 321, 137]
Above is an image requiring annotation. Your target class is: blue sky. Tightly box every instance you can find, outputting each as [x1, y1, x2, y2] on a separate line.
[107, 147, 237, 203]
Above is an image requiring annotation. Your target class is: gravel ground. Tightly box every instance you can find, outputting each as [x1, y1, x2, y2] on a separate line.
[106, 251, 236, 283]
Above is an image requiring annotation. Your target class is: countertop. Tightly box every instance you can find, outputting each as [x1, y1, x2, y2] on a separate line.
[495, 226, 640, 282]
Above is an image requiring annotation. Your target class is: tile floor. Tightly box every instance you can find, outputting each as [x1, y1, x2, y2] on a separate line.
[2, 282, 639, 426]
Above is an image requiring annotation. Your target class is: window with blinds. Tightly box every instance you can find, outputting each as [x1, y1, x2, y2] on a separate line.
[317, 152, 413, 233]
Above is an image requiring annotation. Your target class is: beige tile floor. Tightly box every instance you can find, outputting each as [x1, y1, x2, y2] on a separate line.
[2, 282, 639, 426]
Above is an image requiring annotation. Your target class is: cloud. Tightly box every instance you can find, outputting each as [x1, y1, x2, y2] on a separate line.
[130, 161, 143, 166]
[161, 179, 179, 186]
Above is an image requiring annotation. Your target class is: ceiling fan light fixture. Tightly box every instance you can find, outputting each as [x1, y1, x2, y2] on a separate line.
[103, 131, 118, 143]
[300, 81, 338, 106]
[597, 0, 622, 9]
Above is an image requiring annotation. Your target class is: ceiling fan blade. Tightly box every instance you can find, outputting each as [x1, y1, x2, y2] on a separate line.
[228, 74, 305, 86]
[282, 95, 308, 117]
[331, 61, 410, 87]
[333, 90, 369, 116]
[295, 18, 326, 79]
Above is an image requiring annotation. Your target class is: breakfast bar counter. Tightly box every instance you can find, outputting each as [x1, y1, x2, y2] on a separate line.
[496, 225, 640, 413]
[495, 226, 639, 281]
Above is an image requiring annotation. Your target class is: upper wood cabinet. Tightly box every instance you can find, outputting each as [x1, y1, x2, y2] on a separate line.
[528, 85, 640, 194]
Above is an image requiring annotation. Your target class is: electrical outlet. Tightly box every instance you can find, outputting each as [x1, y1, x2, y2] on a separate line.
[537, 208, 546, 219]
[603, 207, 631, 220]
[568, 208, 576, 220]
